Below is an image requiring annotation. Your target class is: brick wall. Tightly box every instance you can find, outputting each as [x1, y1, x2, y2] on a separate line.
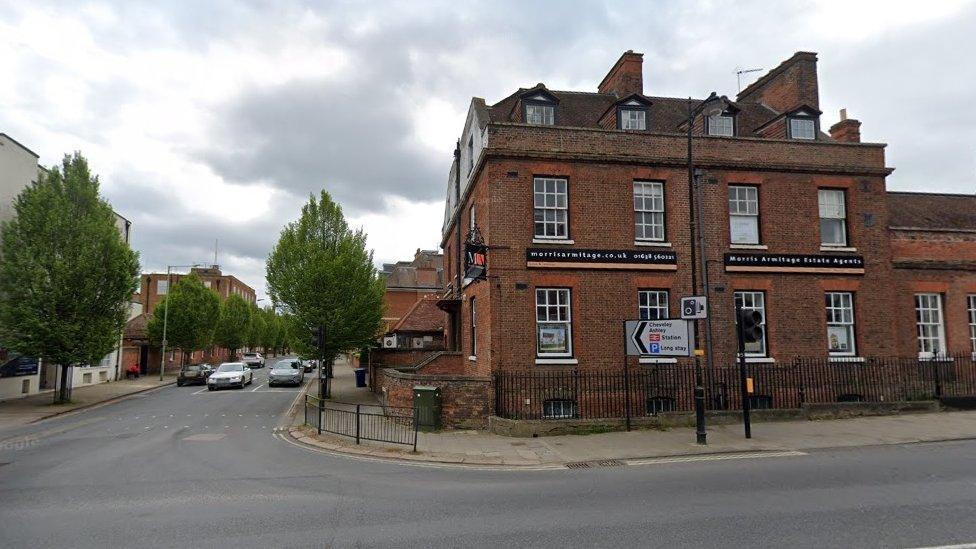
[375, 368, 493, 429]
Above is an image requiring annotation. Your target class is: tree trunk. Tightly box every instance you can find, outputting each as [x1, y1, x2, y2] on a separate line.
[57, 363, 71, 403]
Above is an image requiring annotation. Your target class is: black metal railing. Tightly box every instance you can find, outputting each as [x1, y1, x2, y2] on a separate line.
[495, 353, 976, 421]
[304, 395, 418, 451]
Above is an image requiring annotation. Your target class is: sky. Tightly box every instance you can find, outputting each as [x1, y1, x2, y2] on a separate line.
[1, 0, 974, 300]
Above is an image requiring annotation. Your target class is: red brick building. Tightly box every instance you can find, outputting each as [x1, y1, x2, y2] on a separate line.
[435, 49, 976, 379]
[122, 266, 258, 374]
[379, 249, 444, 332]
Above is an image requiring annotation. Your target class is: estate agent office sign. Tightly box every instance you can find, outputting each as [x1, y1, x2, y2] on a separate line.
[724, 253, 865, 275]
[527, 248, 677, 271]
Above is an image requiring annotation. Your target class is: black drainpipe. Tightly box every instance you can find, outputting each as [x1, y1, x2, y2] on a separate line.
[453, 140, 462, 352]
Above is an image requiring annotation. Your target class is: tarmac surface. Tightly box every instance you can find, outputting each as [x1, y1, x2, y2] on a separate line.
[1, 357, 975, 548]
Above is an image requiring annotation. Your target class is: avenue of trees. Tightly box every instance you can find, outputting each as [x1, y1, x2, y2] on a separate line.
[266, 190, 384, 365]
[0, 153, 140, 403]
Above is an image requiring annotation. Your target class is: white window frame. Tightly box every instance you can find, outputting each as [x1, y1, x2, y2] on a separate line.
[915, 293, 946, 358]
[707, 114, 734, 137]
[729, 185, 760, 245]
[533, 178, 569, 239]
[525, 103, 554, 126]
[469, 204, 476, 231]
[825, 292, 856, 356]
[634, 181, 665, 242]
[157, 279, 169, 295]
[620, 109, 646, 130]
[789, 117, 816, 140]
[819, 189, 848, 247]
[638, 290, 669, 320]
[543, 398, 577, 419]
[968, 295, 976, 355]
[734, 291, 768, 357]
[467, 134, 474, 175]
[536, 288, 572, 358]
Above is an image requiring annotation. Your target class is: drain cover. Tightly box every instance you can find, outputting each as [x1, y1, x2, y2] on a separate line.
[596, 459, 624, 467]
[565, 461, 591, 469]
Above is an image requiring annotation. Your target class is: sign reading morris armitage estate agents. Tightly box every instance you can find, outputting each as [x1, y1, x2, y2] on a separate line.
[526, 248, 678, 270]
[724, 253, 865, 275]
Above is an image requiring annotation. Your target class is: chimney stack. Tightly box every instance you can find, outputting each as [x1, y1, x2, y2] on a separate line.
[598, 50, 644, 98]
[829, 109, 862, 143]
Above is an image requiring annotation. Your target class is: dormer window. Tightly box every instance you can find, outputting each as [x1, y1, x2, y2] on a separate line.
[707, 114, 734, 137]
[525, 103, 554, 125]
[787, 109, 818, 140]
[620, 109, 646, 130]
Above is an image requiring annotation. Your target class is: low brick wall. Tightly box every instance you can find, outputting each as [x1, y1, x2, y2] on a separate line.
[489, 400, 941, 437]
[371, 349, 437, 368]
[376, 368, 493, 430]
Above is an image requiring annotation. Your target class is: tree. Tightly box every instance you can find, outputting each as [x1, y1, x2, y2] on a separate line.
[0, 153, 140, 402]
[246, 302, 266, 351]
[146, 274, 220, 366]
[260, 307, 279, 355]
[266, 190, 384, 364]
[213, 294, 251, 360]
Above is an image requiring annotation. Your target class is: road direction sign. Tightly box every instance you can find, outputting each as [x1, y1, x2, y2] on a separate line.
[681, 296, 708, 319]
[625, 319, 695, 357]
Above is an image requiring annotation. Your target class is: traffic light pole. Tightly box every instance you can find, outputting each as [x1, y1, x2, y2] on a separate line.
[735, 300, 752, 439]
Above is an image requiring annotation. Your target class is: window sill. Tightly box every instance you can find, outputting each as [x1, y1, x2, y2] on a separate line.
[634, 241, 672, 248]
[919, 356, 955, 362]
[744, 357, 775, 363]
[532, 238, 575, 245]
[820, 246, 857, 253]
[829, 356, 865, 363]
[639, 357, 678, 364]
[535, 358, 579, 365]
[468, 355, 477, 362]
[730, 244, 768, 250]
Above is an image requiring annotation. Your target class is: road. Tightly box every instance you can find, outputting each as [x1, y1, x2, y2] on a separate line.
[1, 357, 975, 548]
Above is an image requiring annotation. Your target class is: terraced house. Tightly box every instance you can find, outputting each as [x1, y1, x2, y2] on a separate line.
[435, 49, 976, 380]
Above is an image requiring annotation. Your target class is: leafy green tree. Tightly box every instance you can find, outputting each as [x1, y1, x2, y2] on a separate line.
[0, 153, 140, 402]
[146, 274, 220, 366]
[266, 190, 384, 364]
[213, 294, 252, 360]
[246, 302, 266, 351]
[260, 307, 279, 355]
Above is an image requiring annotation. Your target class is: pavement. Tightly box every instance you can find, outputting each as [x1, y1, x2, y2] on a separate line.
[292, 360, 976, 467]
[0, 372, 177, 431]
[2, 355, 976, 547]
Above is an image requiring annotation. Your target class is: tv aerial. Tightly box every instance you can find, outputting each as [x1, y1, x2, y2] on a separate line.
[735, 67, 764, 93]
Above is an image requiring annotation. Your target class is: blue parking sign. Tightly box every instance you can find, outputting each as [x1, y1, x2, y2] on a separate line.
[649, 343, 661, 354]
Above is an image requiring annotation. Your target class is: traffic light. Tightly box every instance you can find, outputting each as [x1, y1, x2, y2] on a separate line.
[310, 326, 324, 356]
[737, 309, 763, 343]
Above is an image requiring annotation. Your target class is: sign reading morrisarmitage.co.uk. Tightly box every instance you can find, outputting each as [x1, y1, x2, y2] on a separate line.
[526, 248, 677, 270]
[625, 319, 695, 357]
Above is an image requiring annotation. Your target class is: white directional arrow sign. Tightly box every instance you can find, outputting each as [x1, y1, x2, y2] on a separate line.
[625, 319, 695, 357]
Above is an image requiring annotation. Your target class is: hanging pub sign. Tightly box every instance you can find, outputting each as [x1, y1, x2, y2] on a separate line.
[526, 248, 678, 270]
[465, 242, 488, 281]
[724, 253, 865, 275]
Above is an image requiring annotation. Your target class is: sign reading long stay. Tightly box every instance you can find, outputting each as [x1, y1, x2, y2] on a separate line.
[526, 248, 677, 271]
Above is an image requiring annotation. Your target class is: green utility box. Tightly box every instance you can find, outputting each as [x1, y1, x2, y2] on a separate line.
[413, 385, 442, 431]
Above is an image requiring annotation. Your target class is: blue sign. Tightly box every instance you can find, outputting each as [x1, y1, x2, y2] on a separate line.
[649, 343, 661, 354]
[0, 354, 39, 378]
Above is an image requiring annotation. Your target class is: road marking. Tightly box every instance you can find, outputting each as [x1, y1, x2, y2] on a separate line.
[625, 450, 806, 467]
[183, 433, 226, 442]
[251, 384, 264, 392]
[191, 388, 208, 395]
[908, 544, 976, 549]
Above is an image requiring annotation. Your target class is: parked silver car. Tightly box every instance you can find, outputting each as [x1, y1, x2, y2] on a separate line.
[241, 352, 265, 369]
[207, 362, 254, 390]
[268, 359, 304, 387]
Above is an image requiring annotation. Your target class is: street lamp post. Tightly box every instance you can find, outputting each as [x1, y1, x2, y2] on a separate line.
[686, 92, 723, 445]
[159, 264, 200, 381]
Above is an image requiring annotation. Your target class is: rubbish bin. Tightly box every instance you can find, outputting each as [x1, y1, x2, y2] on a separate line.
[413, 385, 442, 431]
[354, 368, 367, 388]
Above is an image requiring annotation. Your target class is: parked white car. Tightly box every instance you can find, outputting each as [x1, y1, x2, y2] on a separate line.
[207, 362, 254, 390]
[241, 352, 265, 369]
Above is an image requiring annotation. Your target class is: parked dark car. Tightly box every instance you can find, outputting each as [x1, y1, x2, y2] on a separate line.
[177, 363, 213, 386]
